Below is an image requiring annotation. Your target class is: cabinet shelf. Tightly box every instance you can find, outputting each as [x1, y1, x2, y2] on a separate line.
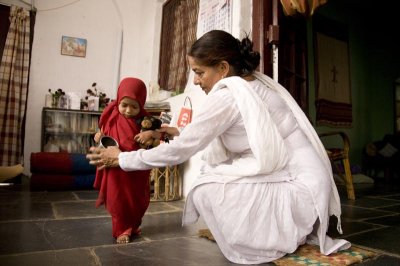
[42, 107, 102, 115]
[44, 131, 96, 136]
[41, 108, 101, 153]
[41, 105, 172, 154]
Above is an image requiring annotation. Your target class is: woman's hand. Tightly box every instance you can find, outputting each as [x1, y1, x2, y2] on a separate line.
[86, 146, 121, 170]
[158, 126, 180, 139]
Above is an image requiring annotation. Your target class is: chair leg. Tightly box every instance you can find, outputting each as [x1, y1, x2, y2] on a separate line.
[342, 158, 355, 200]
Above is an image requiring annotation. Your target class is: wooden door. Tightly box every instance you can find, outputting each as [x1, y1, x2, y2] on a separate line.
[252, 0, 308, 113]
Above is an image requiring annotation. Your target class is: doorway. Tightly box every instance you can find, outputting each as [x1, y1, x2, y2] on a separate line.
[252, 0, 308, 114]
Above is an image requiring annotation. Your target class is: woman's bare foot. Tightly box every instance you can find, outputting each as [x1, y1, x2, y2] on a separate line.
[116, 234, 130, 244]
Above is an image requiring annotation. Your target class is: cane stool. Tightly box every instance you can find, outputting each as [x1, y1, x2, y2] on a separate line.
[150, 165, 182, 201]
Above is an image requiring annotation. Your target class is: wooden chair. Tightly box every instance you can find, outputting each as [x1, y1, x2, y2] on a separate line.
[319, 131, 355, 200]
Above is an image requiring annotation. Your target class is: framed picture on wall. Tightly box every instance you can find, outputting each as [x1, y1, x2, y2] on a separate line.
[61, 36, 87, 57]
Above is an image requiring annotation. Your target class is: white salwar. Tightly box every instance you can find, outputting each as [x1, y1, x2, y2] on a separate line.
[119, 73, 350, 264]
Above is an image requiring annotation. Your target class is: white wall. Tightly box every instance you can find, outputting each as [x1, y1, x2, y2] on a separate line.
[22, 0, 165, 174]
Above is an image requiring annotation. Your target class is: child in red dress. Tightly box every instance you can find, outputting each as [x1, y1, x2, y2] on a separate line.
[93, 77, 150, 244]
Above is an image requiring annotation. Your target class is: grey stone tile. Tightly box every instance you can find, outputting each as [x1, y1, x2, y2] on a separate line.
[337, 183, 377, 200]
[0, 220, 54, 255]
[141, 212, 207, 241]
[147, 201, 183, 214]
[381, 194, 400, 201]
[376, 204, 400, 213]
[0, 190, 77, 205]
[0, 248, 97, 266]
[363, 214, 400, 227]
[41, 217, 114, 249]
[366, 186, 400, 197]
[73, 190, 98, 200]
[340, 205, 396, 220]
[346, 226, 400, 254]
[29, 191, 79, 203]
[94, 236, 248, 266]
[341, 197, 400, 208]
[0, 202, 54, 221]
[328, 220, 384, 239]
[358, 254, 400, 265]
[0, 191, 31, 204]
[0, 217, 113, 255]
[159, 198, 186, 209]
[53, 201, 109, 219]
[378, 202, 400, 213]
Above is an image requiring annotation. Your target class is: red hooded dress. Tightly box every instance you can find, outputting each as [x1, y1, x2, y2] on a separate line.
[93, 77, 150, 238]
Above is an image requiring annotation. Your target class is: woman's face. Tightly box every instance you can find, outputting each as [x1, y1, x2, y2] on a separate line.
[118, 97, 140, 118]
[188, 56, 225, 95]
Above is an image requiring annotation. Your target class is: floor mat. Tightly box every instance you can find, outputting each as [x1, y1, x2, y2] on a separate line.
[198, 229, 377, 265]
[273, 243, 377, 266]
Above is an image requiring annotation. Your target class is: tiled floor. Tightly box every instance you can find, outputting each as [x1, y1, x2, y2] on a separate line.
[0, 176, 400, 265]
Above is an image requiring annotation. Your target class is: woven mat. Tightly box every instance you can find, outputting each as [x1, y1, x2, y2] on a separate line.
[198, 229, 377, 265]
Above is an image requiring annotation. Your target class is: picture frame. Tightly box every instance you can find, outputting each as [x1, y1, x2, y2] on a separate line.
[61, 36, 87, 57]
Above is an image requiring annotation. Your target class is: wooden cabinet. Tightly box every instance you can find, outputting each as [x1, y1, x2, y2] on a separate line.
[41, 108, 101, 153]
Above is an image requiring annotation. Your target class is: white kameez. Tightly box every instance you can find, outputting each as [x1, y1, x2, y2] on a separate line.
[119, 73, 350, 264]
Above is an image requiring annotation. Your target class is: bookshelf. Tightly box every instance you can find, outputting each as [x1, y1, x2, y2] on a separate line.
[41, 108, 101, 153]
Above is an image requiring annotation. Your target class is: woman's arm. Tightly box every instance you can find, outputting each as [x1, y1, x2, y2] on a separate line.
[119, 90, 238, 171]
[88, 89, 238, 171]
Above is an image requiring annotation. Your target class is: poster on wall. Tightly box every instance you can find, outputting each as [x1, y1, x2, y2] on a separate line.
[197, 0, 232, 36]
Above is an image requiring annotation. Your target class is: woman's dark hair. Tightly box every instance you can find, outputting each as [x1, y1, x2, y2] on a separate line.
[188, 30, 260, 77]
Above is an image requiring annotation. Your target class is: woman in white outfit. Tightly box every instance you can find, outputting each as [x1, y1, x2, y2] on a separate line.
[87, 30, 350, 264]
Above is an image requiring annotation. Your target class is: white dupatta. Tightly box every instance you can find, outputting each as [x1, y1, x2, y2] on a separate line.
[253, 72, 342, 225]
[254, 72, 347, 254]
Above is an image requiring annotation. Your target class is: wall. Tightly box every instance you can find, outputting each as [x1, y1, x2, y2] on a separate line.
[21, 0, 165, 174]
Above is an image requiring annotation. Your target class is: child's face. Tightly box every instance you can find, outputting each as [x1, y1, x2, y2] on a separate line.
[118, 97, 140, 118]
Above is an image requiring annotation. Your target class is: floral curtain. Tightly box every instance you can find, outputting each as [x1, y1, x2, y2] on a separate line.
[0, 6, 31, 166]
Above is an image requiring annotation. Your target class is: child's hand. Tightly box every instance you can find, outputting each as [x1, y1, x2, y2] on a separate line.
[134, 131, 155, 145]
[94, 131, 103, 144]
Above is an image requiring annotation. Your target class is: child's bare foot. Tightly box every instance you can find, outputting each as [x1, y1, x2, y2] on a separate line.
[116, 234, 130, 244]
